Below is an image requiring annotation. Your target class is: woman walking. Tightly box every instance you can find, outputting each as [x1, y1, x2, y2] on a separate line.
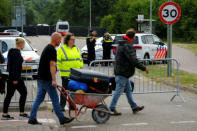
[2, 38, 28, 120]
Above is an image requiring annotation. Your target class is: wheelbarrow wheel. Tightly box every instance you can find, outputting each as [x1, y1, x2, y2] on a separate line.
[92, 104, 110, 124]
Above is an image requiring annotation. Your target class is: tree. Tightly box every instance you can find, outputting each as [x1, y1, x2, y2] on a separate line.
[0, 0, 11, 26]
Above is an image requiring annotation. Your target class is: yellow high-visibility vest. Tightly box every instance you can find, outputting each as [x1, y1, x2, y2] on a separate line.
[103, 37, 113, 43]
[57, 44, 83, 77]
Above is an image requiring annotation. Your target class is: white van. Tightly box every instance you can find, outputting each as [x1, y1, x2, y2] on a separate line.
[56, 21, 69, 36]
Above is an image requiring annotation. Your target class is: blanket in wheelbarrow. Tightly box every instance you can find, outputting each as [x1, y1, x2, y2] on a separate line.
[70, 68, 112, 94]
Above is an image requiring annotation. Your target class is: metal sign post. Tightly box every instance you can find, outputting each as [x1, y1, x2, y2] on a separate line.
[159, 1, 181, 76]
[167, 24, 172, 76]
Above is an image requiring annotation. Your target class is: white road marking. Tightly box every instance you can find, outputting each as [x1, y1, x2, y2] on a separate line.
[37, 119, 56, 123]
[0, 119, 56, 124]
[71, 125, 97, 129]
[121, 123, 149, 126]
[0, 120, 22, 122]
[170, 121, 196, 124]
[175, 105, 183, 107]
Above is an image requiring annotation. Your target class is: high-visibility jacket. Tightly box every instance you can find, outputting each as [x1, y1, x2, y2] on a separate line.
[103, 37, 113, 43]
[57, 44, 83, 77]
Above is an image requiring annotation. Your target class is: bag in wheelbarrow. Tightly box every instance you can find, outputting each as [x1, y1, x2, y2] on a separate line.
[70, 68, 112, 94]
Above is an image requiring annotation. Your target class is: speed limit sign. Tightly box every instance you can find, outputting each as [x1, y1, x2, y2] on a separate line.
[159, 2, 181, 24]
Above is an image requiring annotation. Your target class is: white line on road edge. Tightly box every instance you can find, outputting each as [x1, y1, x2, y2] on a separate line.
[71, 125, 97, 129]
[121, 123, 149, 126]
[175, 105, 183, 107]
[0, 120, 22, 122]
[38, 119, 56, 123]
[0, 119, 56, 124]
[170, 121, 196, 124]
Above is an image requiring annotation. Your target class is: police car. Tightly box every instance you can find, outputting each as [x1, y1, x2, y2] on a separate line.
[0, 36, 40, 74]
[81, 33, 167, 63]
[112, 33, 167, 60]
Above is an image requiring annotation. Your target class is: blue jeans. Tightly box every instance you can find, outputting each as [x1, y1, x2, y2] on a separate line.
[29, 80, 64, 121]
[110, 76, 138, 110]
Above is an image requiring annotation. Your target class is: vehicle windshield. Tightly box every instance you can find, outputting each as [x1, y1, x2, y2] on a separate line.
[113, 36, 138, 44]
[59, 24, 68, 30]
[7, 30, 17, 32]
[113, 36, 123, 45]
[0, 39, 33, 53]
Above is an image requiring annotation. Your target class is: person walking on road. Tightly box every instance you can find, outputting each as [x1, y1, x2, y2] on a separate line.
[110, 29, 149, 115]
[86, 30, 97, 66]
[2, 38, 29, 120]
[57, 33, 83, 111]
[28, 32, 74, 125]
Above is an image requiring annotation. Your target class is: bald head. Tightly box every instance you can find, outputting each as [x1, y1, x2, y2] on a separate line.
[51, 32, 61, 40]
[51, 32, 62, 47]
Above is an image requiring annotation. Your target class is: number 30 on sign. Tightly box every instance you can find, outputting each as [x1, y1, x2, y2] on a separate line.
[159, 2, 181, 24]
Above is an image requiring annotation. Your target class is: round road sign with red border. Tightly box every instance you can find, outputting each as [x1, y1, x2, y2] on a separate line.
[159, 2, 181, 24]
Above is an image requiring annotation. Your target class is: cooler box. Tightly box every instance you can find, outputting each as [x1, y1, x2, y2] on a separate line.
[70, 68, 112, 93]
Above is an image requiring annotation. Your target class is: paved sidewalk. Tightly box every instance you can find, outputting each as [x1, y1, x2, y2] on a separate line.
[0, 110, 59, 130]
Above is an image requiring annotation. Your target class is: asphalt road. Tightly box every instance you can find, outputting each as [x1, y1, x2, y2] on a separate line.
[172, 45, 197, 74]
[0, 36, 197, 131]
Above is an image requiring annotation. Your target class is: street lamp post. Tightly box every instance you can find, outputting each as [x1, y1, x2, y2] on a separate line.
[21, 0, 24, 37]
[150, 0, 152, 34]
[89, 0, 92, 31]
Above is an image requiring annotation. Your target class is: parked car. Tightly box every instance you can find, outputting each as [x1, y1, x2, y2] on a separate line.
[37, 24, 49, 26]
[81, 33, 167, 63]
[3, 29, 26, 37]
[0, 36, 40, 75]
[112, 33, 167, 60]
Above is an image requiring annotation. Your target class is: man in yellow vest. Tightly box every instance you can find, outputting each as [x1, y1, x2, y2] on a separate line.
[57, 33, 83, 111]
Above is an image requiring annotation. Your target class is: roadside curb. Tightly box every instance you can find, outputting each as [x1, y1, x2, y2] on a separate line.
[0, 104, 48, 113]
[180, 86, 197, 94]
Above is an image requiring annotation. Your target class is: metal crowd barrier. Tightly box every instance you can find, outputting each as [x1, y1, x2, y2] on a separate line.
[0, 63, 52, 106]
[0, 58, 185, 107]
[89, 58, 185, 102]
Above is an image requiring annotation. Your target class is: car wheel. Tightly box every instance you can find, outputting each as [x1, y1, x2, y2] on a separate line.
[144, 54, 150, 65]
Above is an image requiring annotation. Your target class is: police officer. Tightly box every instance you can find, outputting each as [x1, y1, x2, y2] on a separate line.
[86, 30, 97, 66]
[57, 33, 83, 111]
[102, 32, 113, 65]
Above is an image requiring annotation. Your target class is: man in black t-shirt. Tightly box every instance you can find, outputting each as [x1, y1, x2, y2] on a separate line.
[28, 32, 74, 125]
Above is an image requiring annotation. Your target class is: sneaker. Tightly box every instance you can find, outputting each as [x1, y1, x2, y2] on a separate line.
[132, 106, 144, 114]
[1, 114, 14, 120]
[19, 113, 30, 118]
[110, 109, 122, 116]
[60, 117, 74, 125]
[28, 119, 42, 125]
